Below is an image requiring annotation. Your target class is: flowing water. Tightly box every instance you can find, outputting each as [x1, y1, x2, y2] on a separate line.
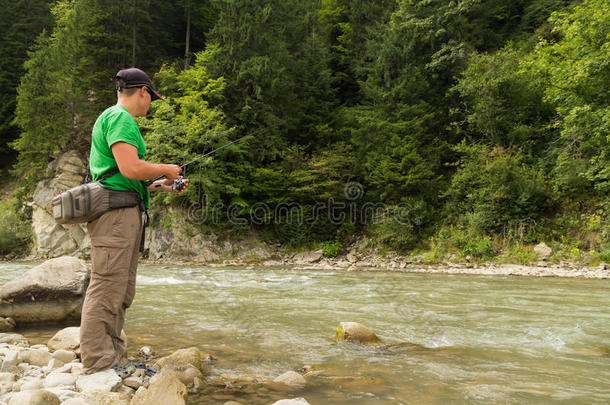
[1, 262, 609, 404]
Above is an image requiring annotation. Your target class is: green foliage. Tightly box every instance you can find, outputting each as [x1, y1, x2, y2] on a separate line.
[0, 199, 31, 256]
[598, 250, 610, 263]
[320, 241, 341, 258]
[446, 144, 551, 237]
[461, 237, 495, 260]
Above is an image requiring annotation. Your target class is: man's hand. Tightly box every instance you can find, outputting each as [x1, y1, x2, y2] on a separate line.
[148, 177, 189, 193]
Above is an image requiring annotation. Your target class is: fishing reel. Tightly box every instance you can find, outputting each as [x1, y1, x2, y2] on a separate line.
[171, 176, 186, 192]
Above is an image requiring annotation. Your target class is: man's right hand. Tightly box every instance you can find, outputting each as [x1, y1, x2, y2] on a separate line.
[163, 164, 182, 180]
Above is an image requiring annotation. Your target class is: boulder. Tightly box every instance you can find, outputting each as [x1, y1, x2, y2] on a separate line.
[335, 322, 380, 343]
[0, 333, 28, 346]
[47, 327, 81, 352]
[150, 364, 202, 389]
[52, 349, 76, 363]
[31, 150, 90, 258]
[0, 257, 90, 325]
[43, 372, 77, 388]
[272, 371, 306, 389]
[0, 318, 16, 332]
[271, 398, 311, 405]
[293, 251, 323, 264]
[152, 347, 209, 375]
[533, 242, 552, 259]
[79, 390, 130, 405]
[75, 369, 121, 392]
[20, 349, 52, 367]
[130, 374, 187, 405]
[7, 390, 60, 405]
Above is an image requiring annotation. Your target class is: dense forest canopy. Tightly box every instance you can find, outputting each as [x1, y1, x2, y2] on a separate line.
[1, 0, 608, 260]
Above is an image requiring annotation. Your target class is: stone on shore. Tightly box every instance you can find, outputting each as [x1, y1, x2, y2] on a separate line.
[0, 333, 28, 346]
[335, 322, 380, 343]
[52, 349, 76, 363]
[47, 327, 81, 352]
[293, 251, 323, 264]
[130, 374, 187, 405]
[0, 318, 16, 332]
[7, 389, 60, 405]
[273, 371, 306, 389]
[271, 398, 311, 405]
[150, 364, 203, 390]
[75, 369, 122, 392]
[43, 372, 77, 388]
[0, 256, 90, 325]
[80, 390, 131, 405]
[153, 347, 209, 375]
[533, 242, 552, 259]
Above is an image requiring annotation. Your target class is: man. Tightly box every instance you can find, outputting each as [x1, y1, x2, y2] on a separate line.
[81, 67, 188, 375]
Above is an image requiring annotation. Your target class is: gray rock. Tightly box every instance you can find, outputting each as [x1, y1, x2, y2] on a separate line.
[153, 347, 209, 375]
[75, 369, 121, 392]
[8, 390, 60, 405]
[20, 350, 52, 367]
[51, 349, 75, 364]
[47, 327, 80, 352]
[0, 374, 14, 383]
[0, 257, 89, 325]
[293, 251, 323, 264]
[272, 371, 306, 389]
[130, 374, 187, 405]
[79, 390, 130, 405]
[0, 319, 15, 333]
[534, 242, 552, 259]
[271, 398, 311, 405]
[59, 398, 88, 405]
[43, 372, 77, 388]
[0, 334, 28, 346]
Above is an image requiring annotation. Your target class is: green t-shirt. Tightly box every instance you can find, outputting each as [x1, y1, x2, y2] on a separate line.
[89, 104, 150, 209]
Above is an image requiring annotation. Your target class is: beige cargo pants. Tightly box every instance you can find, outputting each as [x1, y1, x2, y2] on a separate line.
[80, 206, 142, 374]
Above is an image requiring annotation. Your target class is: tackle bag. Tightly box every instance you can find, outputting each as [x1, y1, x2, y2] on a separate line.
[52, 168, 141, 224]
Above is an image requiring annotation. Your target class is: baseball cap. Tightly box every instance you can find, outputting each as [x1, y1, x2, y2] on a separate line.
[115, 67, 163, 101]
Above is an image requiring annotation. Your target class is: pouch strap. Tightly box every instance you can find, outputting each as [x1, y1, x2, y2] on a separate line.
[139, 201, 149, 253]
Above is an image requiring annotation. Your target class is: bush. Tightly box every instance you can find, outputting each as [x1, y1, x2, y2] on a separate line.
[0, 199, 31, 256]
[320, 241, 341, 258]
[598, 250, 610, 263]
[461, 236, 495, 259]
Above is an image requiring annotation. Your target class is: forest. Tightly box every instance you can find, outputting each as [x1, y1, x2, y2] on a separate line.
[0, 0, 608, 263]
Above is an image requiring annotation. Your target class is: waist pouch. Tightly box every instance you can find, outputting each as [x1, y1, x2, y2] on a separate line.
[52, 182, 141, 224]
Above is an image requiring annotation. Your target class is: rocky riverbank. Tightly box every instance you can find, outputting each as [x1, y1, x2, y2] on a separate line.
[143, 248, 610, 280]
[0, 328, 318, 405]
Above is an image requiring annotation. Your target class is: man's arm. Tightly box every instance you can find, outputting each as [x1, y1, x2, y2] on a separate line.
[111, 142, 181, 180]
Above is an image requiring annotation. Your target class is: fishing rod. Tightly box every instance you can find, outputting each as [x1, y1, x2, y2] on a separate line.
[145, 124, 277, 190]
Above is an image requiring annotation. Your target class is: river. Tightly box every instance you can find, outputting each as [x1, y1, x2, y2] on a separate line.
[1, 263, 609, 404]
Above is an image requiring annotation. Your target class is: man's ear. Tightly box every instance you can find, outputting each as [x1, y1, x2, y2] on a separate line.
[140, 87, 148, 97]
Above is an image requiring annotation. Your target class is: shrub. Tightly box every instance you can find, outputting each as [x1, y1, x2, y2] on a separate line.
[0, 199, 31, 256]
[320, 241, 341, 258]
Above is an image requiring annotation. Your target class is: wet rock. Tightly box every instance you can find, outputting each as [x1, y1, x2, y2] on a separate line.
[533, 242, 552, 259]
[0, 318, 15, 332]
[293, 251, 323, 264]
[272, 371, 306, 389]
[43, 372, 77, 388]
[0, 373, 15, 383]
[75, 369, 121, 392]
[47, 327, 80, 352]
[150, 364, 202, 389]
[52, 349, 76, 363]
[123, 376, 143, 389]
[335, 322, 380, 343]
[20, 349, 52, 367]
[152, 347, 209, 375]
[271, 398, 311, 405]
[0, 256, 89, 325]
[130, 374, 187, 405]
[60, 398, 88, 405]
[0, 333, 28, 346]
[79, 390, 130, 405]
[7, 389, 60, 405]
[137, 346, 153, 360]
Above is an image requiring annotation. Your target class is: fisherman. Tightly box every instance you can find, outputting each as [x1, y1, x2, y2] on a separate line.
[81, 67, 188, 375]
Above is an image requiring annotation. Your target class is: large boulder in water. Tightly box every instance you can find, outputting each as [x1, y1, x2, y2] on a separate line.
[335, 322, 380, 343]
[0, 256, 90, 325]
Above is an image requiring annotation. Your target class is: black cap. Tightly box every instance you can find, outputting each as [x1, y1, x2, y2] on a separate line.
[116, 67, 163, 101]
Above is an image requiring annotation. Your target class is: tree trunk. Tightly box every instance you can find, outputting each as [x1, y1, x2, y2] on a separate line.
[132, 0, 137, 66]
[184, 2, 191, 69]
